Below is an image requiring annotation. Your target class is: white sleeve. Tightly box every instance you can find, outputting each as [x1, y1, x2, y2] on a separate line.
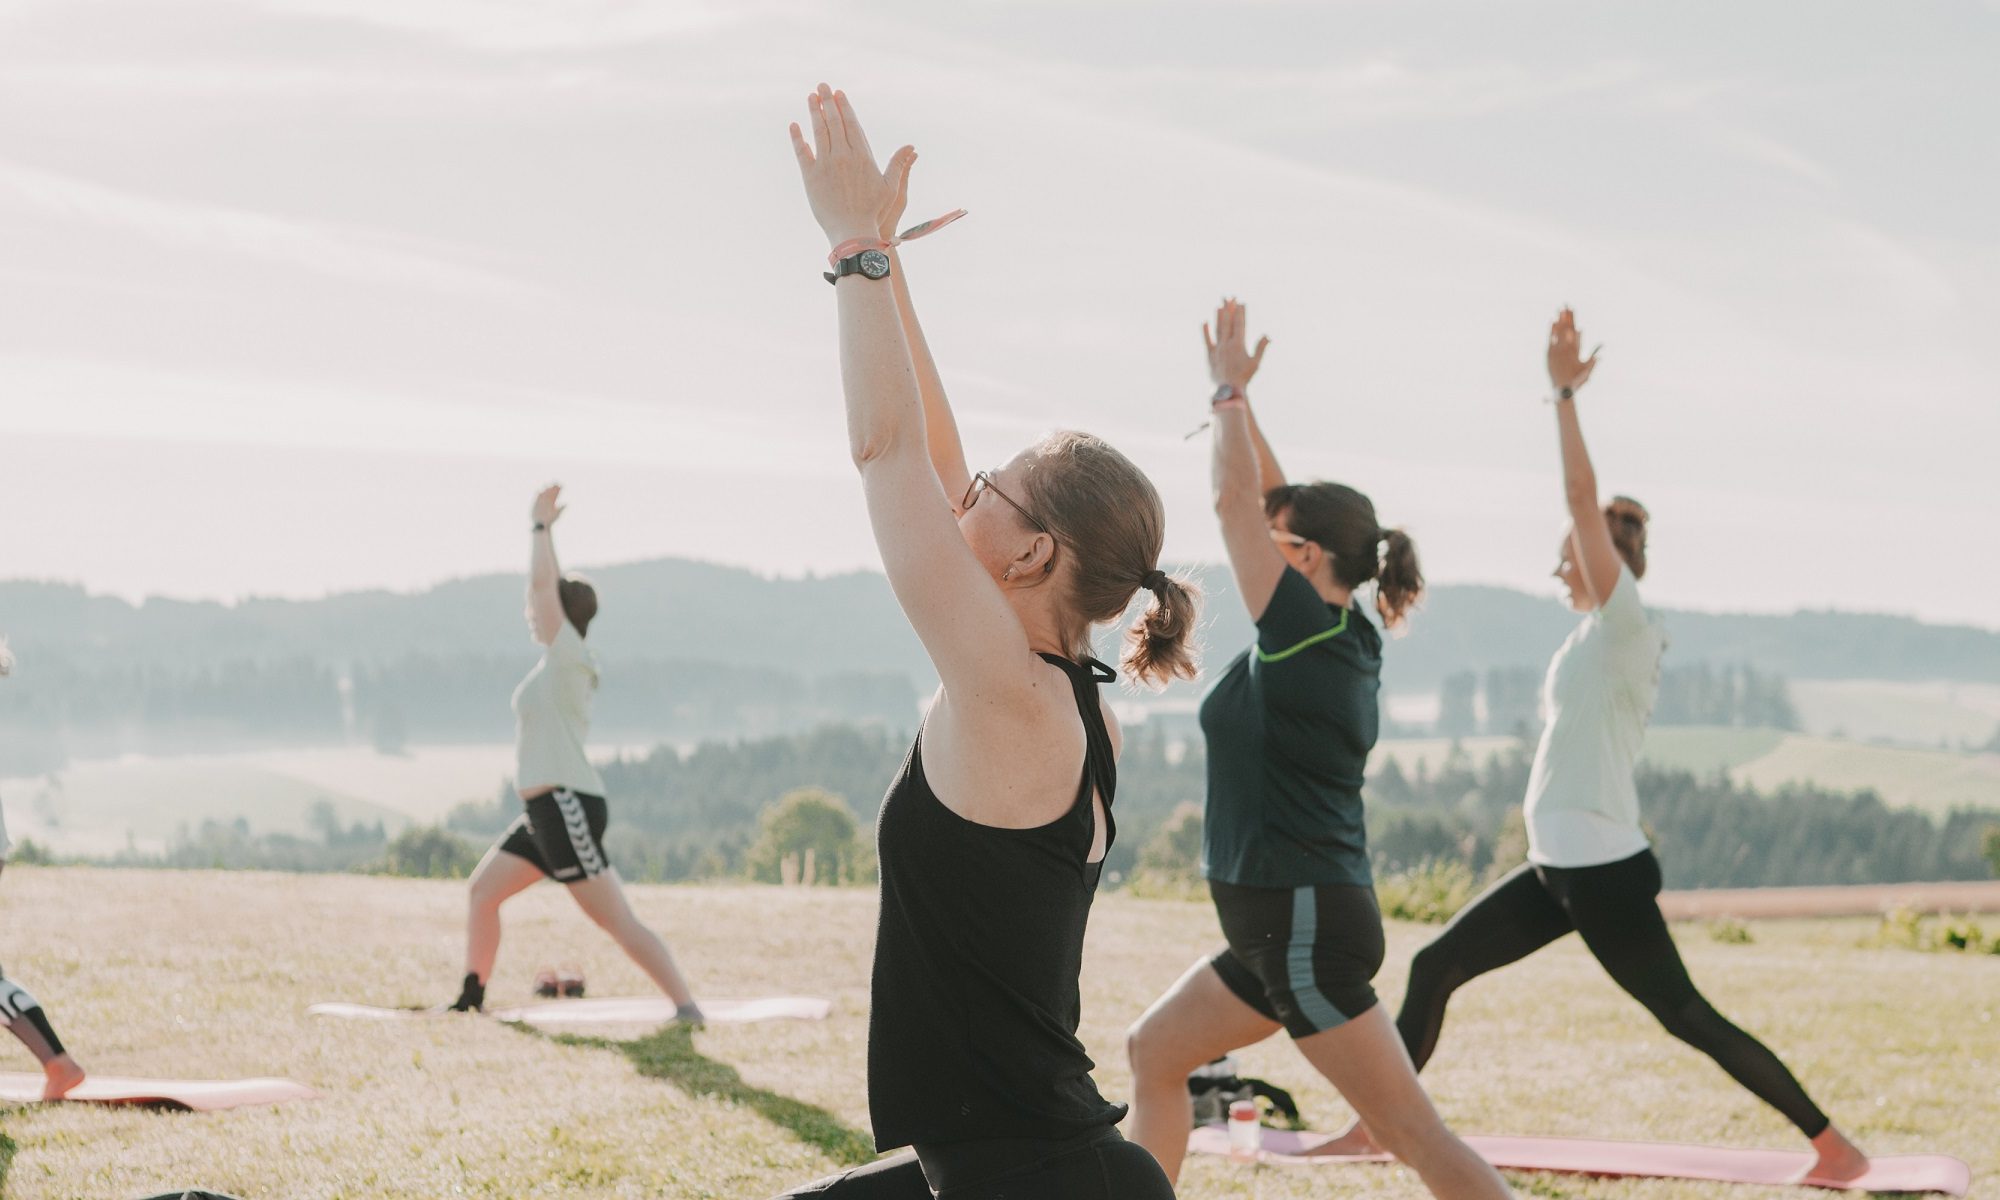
[548, 620, 599, 695]
[1599, 566, 1650, 638]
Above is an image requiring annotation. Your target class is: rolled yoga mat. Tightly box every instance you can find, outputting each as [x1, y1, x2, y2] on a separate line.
[1186, 1126, 1971, 1195]
[0, 1073, 316, 1112]
[308, 996, 833, 1025]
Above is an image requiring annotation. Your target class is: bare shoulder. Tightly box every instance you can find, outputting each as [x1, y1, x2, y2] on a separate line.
[923, 654, 1092, 828]
[1099, 692, 1123, 760]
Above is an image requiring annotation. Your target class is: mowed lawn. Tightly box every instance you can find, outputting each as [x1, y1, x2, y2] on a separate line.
[1, 867, 1993, 1199]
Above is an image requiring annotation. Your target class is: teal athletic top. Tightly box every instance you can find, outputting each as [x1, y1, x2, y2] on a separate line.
[1198, 566, 1383, 888]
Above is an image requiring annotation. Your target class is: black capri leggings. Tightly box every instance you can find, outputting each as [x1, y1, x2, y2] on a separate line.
[1395, 848, 1830, 1138]
[770, 1127, 1174, 1199]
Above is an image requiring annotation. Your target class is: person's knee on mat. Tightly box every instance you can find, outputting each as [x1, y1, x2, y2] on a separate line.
[1363, 1108, 1448, 1163]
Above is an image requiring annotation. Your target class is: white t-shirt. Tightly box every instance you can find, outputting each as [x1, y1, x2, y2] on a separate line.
[1523, 565, 1666, 867]
[512, 620, 606, 797]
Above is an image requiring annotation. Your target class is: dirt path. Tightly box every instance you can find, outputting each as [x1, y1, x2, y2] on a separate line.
[1661, 879, 2000, 919]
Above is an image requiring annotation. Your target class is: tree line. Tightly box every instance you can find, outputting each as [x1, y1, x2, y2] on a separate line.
[1435, 661, 1799, 740]
[0, 653, 918, 774]
[32, 722, 1997, 895]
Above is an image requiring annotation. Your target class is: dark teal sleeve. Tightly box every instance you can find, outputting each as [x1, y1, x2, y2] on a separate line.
[1254, 568, 1343, 660]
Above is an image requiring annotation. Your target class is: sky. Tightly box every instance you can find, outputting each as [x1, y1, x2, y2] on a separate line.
[1, 0, 1995, 627]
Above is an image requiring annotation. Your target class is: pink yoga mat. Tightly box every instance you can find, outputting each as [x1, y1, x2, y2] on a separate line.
[1187, 1126, 1970, 1195]
[309, 996, 832, 1026]
[0, 1072, 316, 1111]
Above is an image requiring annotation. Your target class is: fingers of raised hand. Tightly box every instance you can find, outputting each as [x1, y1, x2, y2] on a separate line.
[1253, 335, 1270, 365]
[808, 90, 833, 158]
[789, 122, 814, 165]
[833, 89, 874, 158]
[889, 145, 915, 200]
[1203, 322, 1217, 355]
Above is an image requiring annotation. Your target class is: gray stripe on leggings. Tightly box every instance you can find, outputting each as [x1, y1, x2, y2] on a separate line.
[1287, 886, 1348, 1032]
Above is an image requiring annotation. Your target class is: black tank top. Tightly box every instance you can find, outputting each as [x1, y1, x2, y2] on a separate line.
[865, 652, 1127, 1152]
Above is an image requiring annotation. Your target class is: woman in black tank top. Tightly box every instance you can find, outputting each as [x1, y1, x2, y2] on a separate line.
[773, 86, 1196, 1198]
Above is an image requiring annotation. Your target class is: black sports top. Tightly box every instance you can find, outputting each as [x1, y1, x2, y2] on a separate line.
[865, 652, 1128, 1152]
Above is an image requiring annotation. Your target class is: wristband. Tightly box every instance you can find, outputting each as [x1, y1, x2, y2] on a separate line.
[1211, 384, 1248, 410]
[826, 208, 968, 267]
[531, 522, 547, 533]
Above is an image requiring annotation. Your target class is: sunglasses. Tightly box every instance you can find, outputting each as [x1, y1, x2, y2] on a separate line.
[1269, 528, 1312, 550]
[964, 471, 1060, 566]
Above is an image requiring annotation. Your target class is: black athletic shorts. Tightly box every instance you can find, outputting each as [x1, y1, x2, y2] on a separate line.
[1208, 878, 1384, 1039]
[498, 788, 610, 883]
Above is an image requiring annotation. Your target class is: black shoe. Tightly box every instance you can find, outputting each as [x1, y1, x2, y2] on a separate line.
[446, 972, 486, 1013]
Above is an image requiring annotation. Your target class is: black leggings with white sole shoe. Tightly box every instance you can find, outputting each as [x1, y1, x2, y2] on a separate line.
[1395, 848, 1830, 1137]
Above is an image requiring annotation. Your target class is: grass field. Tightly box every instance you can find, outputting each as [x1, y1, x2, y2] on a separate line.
[1637, 729, 2000, 817]
[1373, 729, 2000, 818]
[0, 744, 525, 858]
[0, 867, 1992, 1199]
[1789, 681, 2000, 748]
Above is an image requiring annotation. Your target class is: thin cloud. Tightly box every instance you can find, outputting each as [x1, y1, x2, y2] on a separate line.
[0, 161, 542, 302]
[1711, 126, 1838, 188]
[247, 0, 764, 53]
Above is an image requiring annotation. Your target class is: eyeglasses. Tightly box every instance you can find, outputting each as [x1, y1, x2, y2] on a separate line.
[964, 470, 1060, 567]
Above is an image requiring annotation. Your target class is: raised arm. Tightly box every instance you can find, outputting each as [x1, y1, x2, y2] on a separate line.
[877, 147, 974, 508]
[790, 85, 1041, 706]
[527, 484, 566, 645]
[1206, 299, 1286, 621]
[1547, 307, 1622, 605]
[1244, 396, 1288, 496]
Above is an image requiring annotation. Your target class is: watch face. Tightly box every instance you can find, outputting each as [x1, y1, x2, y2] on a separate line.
[858, 249, 891, 279]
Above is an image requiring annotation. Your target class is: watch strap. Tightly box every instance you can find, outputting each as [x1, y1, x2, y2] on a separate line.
[823, 250, 891, 286]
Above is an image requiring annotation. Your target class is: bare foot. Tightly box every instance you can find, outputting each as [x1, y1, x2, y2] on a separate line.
[1796, 1125, 1869, 1186]
[1303, 1120, 1385, 1158]
[41, 1054, 85, 1100]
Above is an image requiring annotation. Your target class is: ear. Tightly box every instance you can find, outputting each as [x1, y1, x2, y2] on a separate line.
[1011, 531, 1058, 582]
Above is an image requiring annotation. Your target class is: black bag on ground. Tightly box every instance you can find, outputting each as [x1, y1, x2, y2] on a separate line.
[1186, 1055, 1302, 1129]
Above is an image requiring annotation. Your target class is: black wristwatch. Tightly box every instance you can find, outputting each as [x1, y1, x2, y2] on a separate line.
[823, 248, 892, 286]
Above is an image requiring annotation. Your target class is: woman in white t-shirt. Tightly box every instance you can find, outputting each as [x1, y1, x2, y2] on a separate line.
[443, 485, 702, 1023]
[1335, 310, 1867, 1183]
[0, 637, 87, 1097]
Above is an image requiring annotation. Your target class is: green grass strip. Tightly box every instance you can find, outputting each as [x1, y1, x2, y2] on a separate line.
[519, 1022, 877, 1166]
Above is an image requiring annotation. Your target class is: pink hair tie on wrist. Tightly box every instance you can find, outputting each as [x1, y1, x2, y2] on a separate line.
[827, 209, 968, 267]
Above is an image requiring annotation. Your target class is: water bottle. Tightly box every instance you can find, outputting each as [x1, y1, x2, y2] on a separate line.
[1227, 1098, 1262, 1161]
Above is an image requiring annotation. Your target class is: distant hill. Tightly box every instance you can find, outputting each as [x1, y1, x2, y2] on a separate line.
[7, 558, 2000, 696]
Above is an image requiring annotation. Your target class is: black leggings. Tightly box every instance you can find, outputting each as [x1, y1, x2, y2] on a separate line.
[770, 1127, 1174, 1199]
[1396, 849, 1830, 1138]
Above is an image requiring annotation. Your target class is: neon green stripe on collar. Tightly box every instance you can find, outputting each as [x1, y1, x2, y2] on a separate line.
[1255, 607, 1349, 663]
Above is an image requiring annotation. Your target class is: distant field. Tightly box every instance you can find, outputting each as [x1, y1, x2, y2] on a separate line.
[1790, 680, 2000, 747]
[1640, 728, 2000, 817]
[0, 743, 536, 857]
[1369, 727, 2000, 818]
[0, 867, 1991, 1199]
[1370, 735, 1523, 777]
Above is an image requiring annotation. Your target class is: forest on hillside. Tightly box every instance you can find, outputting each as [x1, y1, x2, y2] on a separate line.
[44, 722, 1997, 895]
